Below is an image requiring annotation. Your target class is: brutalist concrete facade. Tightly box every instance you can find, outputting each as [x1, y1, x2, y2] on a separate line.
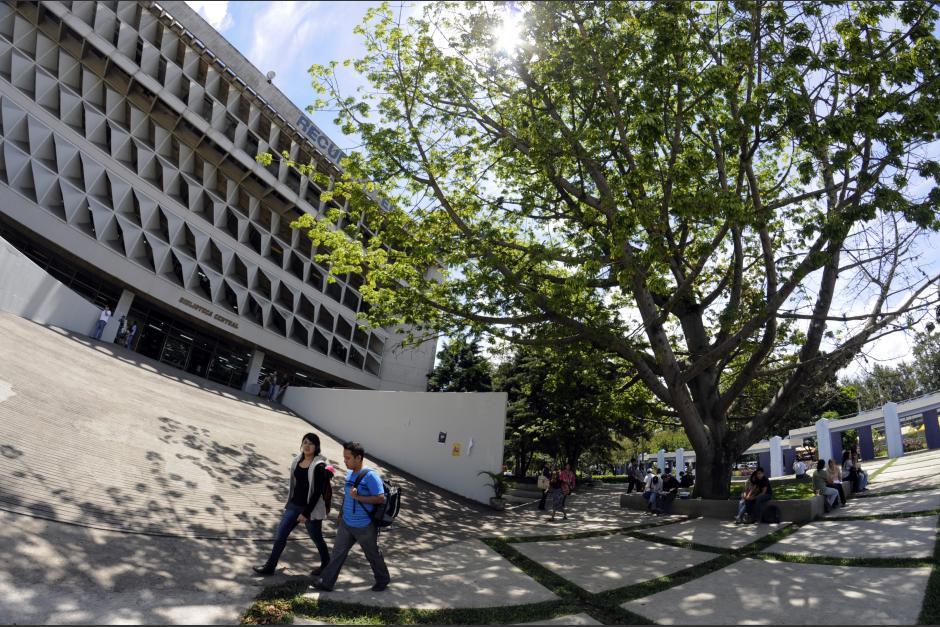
[0, 0, 436, 391]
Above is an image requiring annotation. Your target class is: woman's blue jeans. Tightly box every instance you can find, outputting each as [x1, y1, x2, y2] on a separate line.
[263, 503, 330, 569]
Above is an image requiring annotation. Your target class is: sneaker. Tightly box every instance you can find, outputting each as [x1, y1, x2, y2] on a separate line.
[252, 565, 275, 576]
[310, 579, 333, 592]
[371, 582, 389, 592]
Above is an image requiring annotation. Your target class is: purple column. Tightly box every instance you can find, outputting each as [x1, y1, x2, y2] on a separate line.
[858, 425, 875, 460]
[831, 431, 844, 463]
[783, 448, 796, 474]
[758, 451, 770, 472]
[924, 408, 940, 450]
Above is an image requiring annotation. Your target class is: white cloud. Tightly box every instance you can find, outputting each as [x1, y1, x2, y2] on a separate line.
[245, 2, 329, 95]
[187, 0, 233, 33]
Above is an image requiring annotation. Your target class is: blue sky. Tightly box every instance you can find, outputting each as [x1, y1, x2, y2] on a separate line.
[186, 0, 390, 150]
[186, 1, 940, 380]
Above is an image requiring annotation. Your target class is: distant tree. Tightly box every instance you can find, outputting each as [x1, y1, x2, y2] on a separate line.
[495, 343, 647, 472]
[844, 362, 920, 411]
[427, 336, 493, 392]
[912, 329, 940, 394]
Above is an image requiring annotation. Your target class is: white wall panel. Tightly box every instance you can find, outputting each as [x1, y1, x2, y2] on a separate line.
[283, 388, 507, 504]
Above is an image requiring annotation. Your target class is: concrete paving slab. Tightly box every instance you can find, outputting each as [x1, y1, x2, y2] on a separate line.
[513, 534, 715, 593]
[622, 558, 931, 625]
[637, 517, 789, 550]
[0, 509, 264, 625]
[515, 613, 602, 625]
[828, 488, 940, 518]
[762, 515, 938, 559]
[868, 473, 940, 493]
[302, 539, 556, 609]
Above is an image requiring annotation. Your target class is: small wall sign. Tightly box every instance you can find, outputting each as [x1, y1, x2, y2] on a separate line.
[438, 432, 447, 443]
[451, 442, 461, 457]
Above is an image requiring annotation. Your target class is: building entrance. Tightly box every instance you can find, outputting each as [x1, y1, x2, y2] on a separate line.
[127, 299, 252, 389]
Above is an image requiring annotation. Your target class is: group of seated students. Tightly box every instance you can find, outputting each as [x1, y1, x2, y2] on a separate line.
[727, 448, 874, 524]
[642, 467, 685, 515]
[812, 450, 869, 512]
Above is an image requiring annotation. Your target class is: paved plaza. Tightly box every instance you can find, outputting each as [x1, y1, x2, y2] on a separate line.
[622, 559, 932, 625]
[0, 311, 938, 624]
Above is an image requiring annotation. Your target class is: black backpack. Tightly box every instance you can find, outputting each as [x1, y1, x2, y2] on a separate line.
[317, 462, 333, 514]
[761, 504, 781, 524]
[353, 470, 401, 528]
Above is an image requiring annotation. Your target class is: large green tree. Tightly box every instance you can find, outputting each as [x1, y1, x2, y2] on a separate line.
[274, 1, 940, 498]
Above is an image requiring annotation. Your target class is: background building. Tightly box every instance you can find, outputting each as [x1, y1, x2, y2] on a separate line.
[0, 0, 437, 392]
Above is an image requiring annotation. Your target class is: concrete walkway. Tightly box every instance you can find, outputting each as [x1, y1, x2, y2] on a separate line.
[1, 311, 939, 625]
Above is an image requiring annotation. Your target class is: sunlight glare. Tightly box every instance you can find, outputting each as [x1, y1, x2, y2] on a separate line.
[494, 8, 523, 53]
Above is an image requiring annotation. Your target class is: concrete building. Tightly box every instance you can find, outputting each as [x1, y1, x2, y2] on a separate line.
[0, 0, 437, 392]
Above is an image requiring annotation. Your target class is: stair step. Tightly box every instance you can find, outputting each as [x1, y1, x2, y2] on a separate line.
[507, 488, 543, 499]
[504, 493, 538, 504]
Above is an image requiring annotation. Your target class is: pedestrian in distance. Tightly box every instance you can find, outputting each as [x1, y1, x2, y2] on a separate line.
[124, 320, 138, 349]
[312, 441, 390, 592]
[549, 470, 567, 521]
[276, 377, 290, 403]
[626, 458, 642, 493]
[536, 464, 550, 510]
[92, 305, 112, 339]
[114, 315, 127, 345]
[253, 433, 332, 576]
[258, 373, 272, 398]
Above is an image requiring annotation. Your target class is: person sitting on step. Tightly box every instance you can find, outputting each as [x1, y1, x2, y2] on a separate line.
[813, 459, 840, 512]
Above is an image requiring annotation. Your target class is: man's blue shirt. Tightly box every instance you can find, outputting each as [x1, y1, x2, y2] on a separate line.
[343, 468, 383, 528]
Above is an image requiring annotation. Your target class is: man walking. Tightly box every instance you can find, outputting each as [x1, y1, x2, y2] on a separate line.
[92, 305, 112, 340]
[312, 441, 390, 592]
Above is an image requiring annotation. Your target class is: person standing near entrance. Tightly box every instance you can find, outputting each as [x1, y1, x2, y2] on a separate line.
[253, 433, 331, 576]
[114, 315, 127, 345]
[92, 305, 112, 339]
[124, 321, 138, 349]
[312, 441, 390, 592]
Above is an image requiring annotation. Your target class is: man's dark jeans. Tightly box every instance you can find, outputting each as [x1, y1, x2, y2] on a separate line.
[263, 503, 330, 569]
[317, 519, 390, 589]
[746, 493, 773, 522]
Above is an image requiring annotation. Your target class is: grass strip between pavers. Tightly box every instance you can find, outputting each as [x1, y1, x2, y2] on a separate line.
[854, 485, 940, 499]
[827, 507, 940, 522]
[917, 511, 940, 625]
[624, 530, 733, 555]
[755, 552, 936, 569]
[242, 577, 579, 625]
[499, 516, 686, 544]
[867, 457, 898, 483]
[481, 536, 655, 625]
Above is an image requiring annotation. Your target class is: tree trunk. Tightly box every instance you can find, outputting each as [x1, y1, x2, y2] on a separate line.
[693, 448, 735, 500]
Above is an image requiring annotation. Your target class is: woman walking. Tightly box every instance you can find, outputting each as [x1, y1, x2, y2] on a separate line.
[549, 471, 567, 521]
[253, 433, 331, 576]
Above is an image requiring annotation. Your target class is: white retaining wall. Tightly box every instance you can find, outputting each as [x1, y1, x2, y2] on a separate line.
[0, 234, 101, 334]
[282, 388, 507, 504]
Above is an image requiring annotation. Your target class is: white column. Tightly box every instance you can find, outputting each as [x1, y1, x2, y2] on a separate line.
[816, 417, 832, 464]
[101, 289, 134, 343]
[883, 401, 904, 459]
[769, 436, 783, 478]
[657, 449, 666, 473]
[242, 348, 265, 395]
[675, 448, 684, 475]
